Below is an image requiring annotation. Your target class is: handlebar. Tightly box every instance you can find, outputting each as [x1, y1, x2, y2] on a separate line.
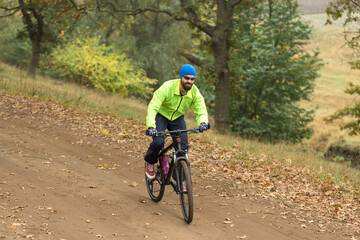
[145, 127, 203, 137]
[146, 124, 210, 137]
[156, 128, 201, 138]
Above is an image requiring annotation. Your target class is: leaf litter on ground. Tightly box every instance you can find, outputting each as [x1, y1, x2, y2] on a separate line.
[1, 90, 360, 237]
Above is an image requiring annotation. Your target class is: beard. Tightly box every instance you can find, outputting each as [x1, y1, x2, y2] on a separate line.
[181, 79, 193, 91]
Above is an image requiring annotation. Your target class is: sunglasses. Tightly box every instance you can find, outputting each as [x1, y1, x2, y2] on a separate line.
[183, 75, 196, 81]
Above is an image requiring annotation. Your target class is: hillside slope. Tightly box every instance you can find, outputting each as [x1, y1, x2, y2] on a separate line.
[1, 90, 357, 239]
[298, 0, 332, 15]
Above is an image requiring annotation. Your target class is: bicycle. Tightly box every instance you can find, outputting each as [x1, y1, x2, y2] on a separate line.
[145, 128, 203, 223]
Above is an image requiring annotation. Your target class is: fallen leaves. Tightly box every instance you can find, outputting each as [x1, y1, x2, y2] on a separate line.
[139, 198, 147, 204]
[101, 129, 109, 136]
[236, 235, 247, 239]
[94, 163, 118, 170]
[7, 225, 16, 230]
[223, 219, 233, 224]
[1, 89, 360, 237]
[191, 139, 360, 235]
[244, 209, 256, 214]
[129, 181, 137, 187]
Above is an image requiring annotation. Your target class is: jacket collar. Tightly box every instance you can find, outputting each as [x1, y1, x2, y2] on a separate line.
[175, 79, 193, 98]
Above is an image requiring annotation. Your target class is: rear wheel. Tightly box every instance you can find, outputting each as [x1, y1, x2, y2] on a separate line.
[178, 160, 193, 223]
[145, 163, 165, 202]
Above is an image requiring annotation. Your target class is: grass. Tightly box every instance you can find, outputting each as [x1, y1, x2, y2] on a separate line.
[1, 62, 360, 188]
[300, 14, 360, 152]
[0, 62, 147, 121]
[1, 12, 360, 186]
[203, 131, 360, 182]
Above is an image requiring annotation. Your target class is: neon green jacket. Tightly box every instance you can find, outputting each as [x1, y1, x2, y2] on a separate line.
[146, 79, 208, 129]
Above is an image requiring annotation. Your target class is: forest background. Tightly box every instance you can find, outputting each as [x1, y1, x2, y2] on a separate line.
[0, 0, 359, 162]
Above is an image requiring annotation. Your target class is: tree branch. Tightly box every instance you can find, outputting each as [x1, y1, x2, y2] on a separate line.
[178, 52, 206, 66]
[67, 0, 88, 12]
[18, 0, 35, 40]
[180, 0, 215, 36]
[0, 8, 20, 18]
[350, 0, 360, 9]
[0, 6, 19, 11]
[0, 4, 21, 18]
[93, 0, 216, 37]
[228, 0, 244, 8]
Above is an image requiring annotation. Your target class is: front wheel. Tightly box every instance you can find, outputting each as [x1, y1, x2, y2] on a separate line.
[178, 160, 194, 223]
[145, 163, 165, 202]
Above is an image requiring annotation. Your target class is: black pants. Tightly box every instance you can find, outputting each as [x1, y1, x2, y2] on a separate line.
[144, 114, 188, 164]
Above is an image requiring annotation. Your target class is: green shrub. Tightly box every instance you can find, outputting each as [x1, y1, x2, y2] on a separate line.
[325, 82, 360, 136]
[0, 18, 31, 66]
[49, 36, 156, 99]
[333, 156, 345, 162]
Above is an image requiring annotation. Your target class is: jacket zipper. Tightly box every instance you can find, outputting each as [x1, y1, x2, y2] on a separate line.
[170, 96, 183, 121]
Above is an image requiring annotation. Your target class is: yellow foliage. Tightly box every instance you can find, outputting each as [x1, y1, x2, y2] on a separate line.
[50, 36, 156, 98]
[101, 129, 109, 136]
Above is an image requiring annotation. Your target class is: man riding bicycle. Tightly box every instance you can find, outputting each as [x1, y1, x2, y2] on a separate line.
[145, 64, 209, 179]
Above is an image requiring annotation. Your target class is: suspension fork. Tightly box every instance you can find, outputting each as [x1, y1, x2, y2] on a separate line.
[169, 137, 193, 193]
[177, 137, 192, 183]
[173, 156, 193, 193]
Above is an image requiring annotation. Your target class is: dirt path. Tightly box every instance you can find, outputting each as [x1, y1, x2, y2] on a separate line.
[0, 92, 349, 239]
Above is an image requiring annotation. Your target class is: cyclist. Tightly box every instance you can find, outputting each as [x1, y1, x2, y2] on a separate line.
[145, 64, 209, 179]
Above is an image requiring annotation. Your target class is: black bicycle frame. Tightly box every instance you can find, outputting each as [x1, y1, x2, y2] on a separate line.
[157, 133, 193, 193]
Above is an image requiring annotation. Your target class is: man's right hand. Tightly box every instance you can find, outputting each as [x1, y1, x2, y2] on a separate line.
[199, 123, 209, 132]
[146, 128, 157, 136]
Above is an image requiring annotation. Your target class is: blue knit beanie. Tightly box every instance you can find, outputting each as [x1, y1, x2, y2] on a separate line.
[179, 64, 196, 79]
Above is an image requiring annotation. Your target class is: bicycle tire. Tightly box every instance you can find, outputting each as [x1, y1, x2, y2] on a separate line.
[145, 163, 165, 202]
[178, 160, 194, 223]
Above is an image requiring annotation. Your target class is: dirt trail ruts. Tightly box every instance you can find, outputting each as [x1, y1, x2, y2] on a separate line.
[0, 93, 347, 239]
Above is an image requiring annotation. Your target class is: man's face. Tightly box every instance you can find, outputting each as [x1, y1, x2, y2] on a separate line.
[181, 75, 196, 91]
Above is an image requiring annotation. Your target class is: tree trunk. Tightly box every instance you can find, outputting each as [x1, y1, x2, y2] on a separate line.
[211, 0, 237, 134]
[19, 0, 44, 79]
[27, 39, 41, 78]
[213, 44, 231, 134]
